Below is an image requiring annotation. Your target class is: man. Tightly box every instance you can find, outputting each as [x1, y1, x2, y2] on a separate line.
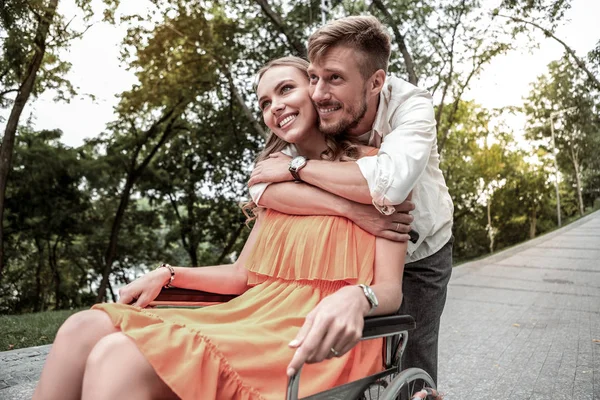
[248, 15, 453, 385]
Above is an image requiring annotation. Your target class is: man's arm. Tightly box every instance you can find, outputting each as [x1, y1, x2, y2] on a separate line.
[256, 181, 414, 242]
[296, 160, 372, 204]
[355, 88, 436, 206]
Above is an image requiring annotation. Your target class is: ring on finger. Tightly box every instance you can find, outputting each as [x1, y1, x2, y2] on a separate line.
[395, 222, 401, 232]
[330, 347, 339, 357]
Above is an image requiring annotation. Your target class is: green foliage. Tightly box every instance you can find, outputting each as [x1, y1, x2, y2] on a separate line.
[2, 127, 93, 313]
[524, 55, 600, 216]
[1, 0, 598, 314]
[0, 0, 93, 109]
[499, 0, 572, 25]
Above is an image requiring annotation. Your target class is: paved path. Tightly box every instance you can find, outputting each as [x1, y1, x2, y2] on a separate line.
[439, 210, 600, 399]
[2, 210, 599, 399]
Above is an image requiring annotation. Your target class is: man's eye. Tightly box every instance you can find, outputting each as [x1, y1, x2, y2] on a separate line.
[331, 74, 341, 81]
[309, 75, 318, 84]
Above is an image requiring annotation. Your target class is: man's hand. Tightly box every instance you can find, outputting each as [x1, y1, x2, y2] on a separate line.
[347, 200, 415, 242]
[286, 286, 369, 376]
[248, 152, 293, 187]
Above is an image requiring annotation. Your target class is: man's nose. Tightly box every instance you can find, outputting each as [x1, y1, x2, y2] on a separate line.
[311, 80, 330, 103]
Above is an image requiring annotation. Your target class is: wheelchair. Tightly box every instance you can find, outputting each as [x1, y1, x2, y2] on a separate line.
[151, 288, 439, 400]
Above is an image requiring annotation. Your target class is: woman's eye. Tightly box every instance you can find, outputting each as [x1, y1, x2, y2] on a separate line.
[281, 85, 293, 93]
[261, 100, 271, 110]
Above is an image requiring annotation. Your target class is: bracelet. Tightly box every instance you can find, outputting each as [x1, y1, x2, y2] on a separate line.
[158, 263, 175, 288]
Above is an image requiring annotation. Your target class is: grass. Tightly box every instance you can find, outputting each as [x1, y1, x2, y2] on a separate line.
[0, 308, 83, 352]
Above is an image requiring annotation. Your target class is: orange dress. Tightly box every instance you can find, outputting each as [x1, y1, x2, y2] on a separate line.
[93, 209, 383, 400]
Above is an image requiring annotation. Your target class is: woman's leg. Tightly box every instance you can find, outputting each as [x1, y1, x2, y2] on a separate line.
[33, 310, 119, 400]
[82, 332, 178, 400]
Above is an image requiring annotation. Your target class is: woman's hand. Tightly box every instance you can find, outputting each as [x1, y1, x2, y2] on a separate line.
[248, 152, 293, 187]
[286, 285, 371, 376]
[117, 268, 170, 308]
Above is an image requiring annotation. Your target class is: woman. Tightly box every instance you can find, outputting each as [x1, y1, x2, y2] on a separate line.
[33, 56, 407, 400]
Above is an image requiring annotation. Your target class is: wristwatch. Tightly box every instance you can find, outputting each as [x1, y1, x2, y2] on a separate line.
[288, 156, 308, 182]
[358, 284, 379, 315]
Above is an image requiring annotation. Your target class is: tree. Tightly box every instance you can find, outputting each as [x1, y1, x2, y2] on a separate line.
[141, 98, 258, 267]
[1, 127, 91, 312]
[524, 56, 600, 218]
[91, 2, 265, 301]
[0, 0, 93, 280]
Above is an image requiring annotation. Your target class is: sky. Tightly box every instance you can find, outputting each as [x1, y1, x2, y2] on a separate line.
[6, 0, 600, 148]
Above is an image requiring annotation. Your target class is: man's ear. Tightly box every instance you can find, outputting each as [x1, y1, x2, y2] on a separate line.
[369, 69, 386, 96]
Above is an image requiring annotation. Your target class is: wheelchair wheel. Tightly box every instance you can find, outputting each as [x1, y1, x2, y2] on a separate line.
[378, 368, 436, 400]
[360, 374, 395, 399]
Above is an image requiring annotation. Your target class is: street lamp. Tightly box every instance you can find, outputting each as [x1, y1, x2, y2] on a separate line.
[320, 0, 330, 24]
[549, 106, 577, 227]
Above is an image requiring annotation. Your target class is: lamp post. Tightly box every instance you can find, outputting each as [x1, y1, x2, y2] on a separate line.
[549, 106, 576, 228]
[320, 0, 330, 24]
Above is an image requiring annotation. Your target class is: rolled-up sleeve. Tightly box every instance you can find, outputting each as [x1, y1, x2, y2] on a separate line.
[355, 89, 436, 212]
[249, 182, 269, 205]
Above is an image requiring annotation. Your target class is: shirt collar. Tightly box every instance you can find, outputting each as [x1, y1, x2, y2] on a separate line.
[365, 80, 392, 144]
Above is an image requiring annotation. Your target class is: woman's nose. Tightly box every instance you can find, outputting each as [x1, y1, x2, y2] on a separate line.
[271, 100, 285, 115]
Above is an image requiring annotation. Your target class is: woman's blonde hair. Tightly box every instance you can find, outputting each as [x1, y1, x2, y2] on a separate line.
[242, 56, 362, 221]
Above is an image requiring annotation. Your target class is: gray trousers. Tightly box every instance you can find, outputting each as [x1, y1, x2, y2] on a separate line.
[398, 236, 454, 385]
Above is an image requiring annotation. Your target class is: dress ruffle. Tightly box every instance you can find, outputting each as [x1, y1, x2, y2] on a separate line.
[246, 210, 375, 285]
[94, 303, 267, 400]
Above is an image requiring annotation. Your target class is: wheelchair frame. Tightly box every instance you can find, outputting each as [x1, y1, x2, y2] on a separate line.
[150, 288, 437, 400]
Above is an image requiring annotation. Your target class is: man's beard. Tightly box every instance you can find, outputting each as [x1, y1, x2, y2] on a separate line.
[317, 91, 368, 136]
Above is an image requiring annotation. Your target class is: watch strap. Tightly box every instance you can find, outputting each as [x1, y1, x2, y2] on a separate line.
[358, 284, 378, 315]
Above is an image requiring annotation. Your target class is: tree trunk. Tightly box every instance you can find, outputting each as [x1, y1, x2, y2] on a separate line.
[48, 238, 62, 309]
[225, 71, 268, 140]
[0, 0, 59, 281]
[487, 201, 494, 253]
[95, 109, 184, 303]
[255, 0, 307, 56]
[107, 280, 117, 303]
[95, 178, 134, 303]
[371, 0, 418, 85]
[216, 222, 246, 264]
[529, 207, 537, 239]
[34, 238, 45, 312]
[570, 146, 585, 216]
[185, 169, 199, 267]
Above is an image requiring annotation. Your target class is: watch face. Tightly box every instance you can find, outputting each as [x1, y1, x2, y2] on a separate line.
[290, 156, 306, 169]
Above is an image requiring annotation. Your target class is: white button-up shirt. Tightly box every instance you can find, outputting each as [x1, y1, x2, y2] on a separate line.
[250, 75, 454, 263]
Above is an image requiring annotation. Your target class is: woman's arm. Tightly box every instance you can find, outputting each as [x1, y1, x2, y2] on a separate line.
[286, 236, 406, 376]
[368, 236, 406, 315]
[166, 215, 264, 294]
[118, 215, 264, 307]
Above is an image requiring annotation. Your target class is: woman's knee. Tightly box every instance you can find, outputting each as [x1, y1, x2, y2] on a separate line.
[85, 332, 131, 370]
[56, 310, 116, 346]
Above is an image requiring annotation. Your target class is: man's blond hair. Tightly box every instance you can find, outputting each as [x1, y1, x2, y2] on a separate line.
[307, 15, 391, 78]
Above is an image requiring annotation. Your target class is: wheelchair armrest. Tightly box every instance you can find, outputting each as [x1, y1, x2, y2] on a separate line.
[150, 289, 416, 340]
[149, 288, 238, 307]
[362, 314, 415, 339]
